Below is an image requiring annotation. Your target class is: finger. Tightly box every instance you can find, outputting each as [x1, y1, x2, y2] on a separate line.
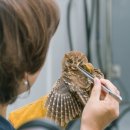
[104, 93, 120, 106]
[103, 93, 120, 119]
[90, 78, 102, 101]
[100, 79, 120, 102]
[100, 79, 120, 95]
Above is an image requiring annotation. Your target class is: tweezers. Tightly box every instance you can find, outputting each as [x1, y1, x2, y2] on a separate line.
[77, 65, 122, 102]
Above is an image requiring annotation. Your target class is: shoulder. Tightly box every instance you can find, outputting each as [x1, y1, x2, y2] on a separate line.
[8, 95, 48, 128]
[0, 116, 15, 130]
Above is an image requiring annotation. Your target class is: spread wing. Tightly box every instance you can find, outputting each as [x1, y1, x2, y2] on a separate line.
[45, 63, 104, 128]
[45, 78, 82, 127]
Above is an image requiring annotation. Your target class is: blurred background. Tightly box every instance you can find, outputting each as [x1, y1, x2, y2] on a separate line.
[8, 0, 130, 130]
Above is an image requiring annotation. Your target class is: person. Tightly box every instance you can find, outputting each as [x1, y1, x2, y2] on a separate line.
[0, 0, 59, 129]
[0, 0, 120, 130]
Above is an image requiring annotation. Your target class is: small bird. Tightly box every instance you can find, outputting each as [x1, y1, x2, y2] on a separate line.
[45, 51, 104, 127]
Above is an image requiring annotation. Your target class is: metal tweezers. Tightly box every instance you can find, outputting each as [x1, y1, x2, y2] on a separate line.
[77, 65, 122, 102]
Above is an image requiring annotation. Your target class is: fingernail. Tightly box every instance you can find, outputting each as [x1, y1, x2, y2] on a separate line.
[94, 77, 99, 86]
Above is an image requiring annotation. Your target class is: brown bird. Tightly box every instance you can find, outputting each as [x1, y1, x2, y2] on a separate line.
[45, 51, 104, 127]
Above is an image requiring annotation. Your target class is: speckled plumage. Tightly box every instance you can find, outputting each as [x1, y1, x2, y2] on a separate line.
[45, 51, 104, 127]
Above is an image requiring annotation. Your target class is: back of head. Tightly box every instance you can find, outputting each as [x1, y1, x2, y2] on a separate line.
[0, 0, 60, 104]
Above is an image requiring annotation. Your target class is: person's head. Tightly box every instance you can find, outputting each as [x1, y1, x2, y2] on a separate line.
[0, 0, 60, 104]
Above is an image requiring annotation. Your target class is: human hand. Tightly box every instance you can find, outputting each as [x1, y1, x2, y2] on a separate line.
[80, 78, 120, 130]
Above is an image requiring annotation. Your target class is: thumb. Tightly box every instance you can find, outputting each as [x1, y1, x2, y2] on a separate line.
[90, 78, 102, 100]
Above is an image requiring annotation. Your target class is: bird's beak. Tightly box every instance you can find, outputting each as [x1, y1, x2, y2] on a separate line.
[82, 63, 94, 74]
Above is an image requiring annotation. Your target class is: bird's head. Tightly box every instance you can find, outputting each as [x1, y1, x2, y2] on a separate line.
[62, 51, 94, 74]
[61, 51, 96, 89]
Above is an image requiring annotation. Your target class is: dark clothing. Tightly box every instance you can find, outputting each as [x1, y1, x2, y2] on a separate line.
[0, 115, 15, 130]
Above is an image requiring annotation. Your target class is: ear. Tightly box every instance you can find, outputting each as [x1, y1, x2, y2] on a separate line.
[18, 72, 29, 94]
[24, 72, 28, 80]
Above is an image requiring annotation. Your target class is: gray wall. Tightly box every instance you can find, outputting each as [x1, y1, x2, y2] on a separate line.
[7, 0, 130, 130]
[111, 0, 130, 130]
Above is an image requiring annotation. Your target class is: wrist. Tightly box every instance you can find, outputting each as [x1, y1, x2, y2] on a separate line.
[80, 126, 99, 130]
[80, 116, 103, 130]
[80, 123, 103, 130]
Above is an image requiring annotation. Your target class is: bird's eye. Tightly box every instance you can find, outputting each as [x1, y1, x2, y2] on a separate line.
[68, 59, 73, 64]
[78, 59, 81, 62]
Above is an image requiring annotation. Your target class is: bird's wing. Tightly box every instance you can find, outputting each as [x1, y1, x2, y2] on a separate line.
[69, 83, 92, 107]
[45, 78, 82, 127]
[76, 87, 91, 106]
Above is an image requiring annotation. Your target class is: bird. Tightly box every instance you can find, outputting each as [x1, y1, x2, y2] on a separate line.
[45, 51, 104, 127]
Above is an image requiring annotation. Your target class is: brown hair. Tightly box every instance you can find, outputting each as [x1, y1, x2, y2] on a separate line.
[0, 0, 60, 104]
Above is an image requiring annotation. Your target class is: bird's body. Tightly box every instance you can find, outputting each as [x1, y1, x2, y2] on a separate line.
[45, 51, 104, 127]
